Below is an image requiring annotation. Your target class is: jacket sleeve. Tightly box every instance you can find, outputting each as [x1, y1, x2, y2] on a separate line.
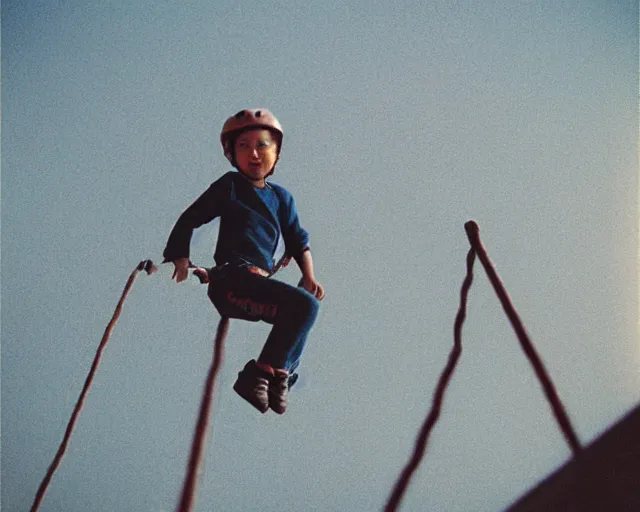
[280, 191, 310, 259]
[162, 175, 230, 262]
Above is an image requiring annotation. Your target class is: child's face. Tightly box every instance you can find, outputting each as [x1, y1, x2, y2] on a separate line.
[234, 129, 279, 185]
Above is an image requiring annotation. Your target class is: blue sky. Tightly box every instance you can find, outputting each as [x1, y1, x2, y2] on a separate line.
[2, 1, 638, 511]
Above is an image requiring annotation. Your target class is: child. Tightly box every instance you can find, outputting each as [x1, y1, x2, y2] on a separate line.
[163, 109, 324, 415]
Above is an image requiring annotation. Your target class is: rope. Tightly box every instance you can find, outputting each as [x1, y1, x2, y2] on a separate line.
[30, 222, 583, 511]
[463, 220, 582, 455]
[176, 316, 230, 512]
[385, 220, 582, 511]
[384, 247, 476, 512]
[30, 258, 227, 511]
[30, 260, 157, 512]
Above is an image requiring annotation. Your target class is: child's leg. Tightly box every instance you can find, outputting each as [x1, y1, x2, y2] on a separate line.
[207, 267, 320, 371]
[277, 281, 320, 375]
[257, 283, 320, 372]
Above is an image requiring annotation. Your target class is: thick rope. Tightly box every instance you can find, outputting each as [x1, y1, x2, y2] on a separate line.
[384, 247, 476, 512]
[176, 316, 230, 512]
[464, 220, 582, 455]
[30, 260, 157, 512]
[385, 220, 583, 511]
[31, 223, 583, 512]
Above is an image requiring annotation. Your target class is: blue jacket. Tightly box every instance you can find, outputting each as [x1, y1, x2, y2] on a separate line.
[163, 171, 310, 272]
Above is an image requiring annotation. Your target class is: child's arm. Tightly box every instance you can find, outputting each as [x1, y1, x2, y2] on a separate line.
[163, 174, 231, 283]
[295, 249, 325, 300]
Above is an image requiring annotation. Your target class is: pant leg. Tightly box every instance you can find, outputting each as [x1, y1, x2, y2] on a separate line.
[258, 282, 320, 372]
[207, 267, 320, 371]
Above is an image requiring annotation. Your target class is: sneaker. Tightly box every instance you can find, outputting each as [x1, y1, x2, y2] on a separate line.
[233, 360, 270, 413]
[268, 369, 290, 415]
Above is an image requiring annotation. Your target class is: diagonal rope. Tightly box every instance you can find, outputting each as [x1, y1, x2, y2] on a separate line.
[463, 220, 582, 455]
[385, 220, 583, 511]
[384, 246, 476, 512]
[31, 221, 583, 512]
[30, 260, 157, 512]
[176, 316, 230, 512]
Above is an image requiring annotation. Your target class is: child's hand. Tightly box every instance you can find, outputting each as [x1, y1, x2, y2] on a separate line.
[302, 276, 325, 300]
[172, 257, 190, 283]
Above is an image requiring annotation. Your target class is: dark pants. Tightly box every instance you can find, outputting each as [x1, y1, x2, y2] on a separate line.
[207, 266, 320, 373]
